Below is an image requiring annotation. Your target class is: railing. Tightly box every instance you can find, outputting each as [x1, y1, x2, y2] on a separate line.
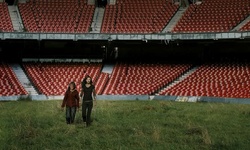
[22, 58, 103, 63]
[0, 31, 250, 40]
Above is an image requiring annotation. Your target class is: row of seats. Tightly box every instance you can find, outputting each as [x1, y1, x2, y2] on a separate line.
[2, 61, 250, 99]
[160, 60, 250, 98]
[1, 0, 250, 33]
[240, 20, 250, 31]
[23, 62, 103, 95]
[0, 64, 27, 96]
[95, 72, 109, 95]
[103, 62, 191, 95]
[18, 0, 94, 33]
[173, 0, 250, 33]
[0, 2, 14, 32]
[101, 0, 179, 33]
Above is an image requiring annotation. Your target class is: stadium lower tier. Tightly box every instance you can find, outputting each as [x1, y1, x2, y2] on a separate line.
[1, 61, 250, 99]
[0, 63, 27, 96]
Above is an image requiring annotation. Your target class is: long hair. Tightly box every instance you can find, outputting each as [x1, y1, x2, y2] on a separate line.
[67, 82, 76, 92]
[82, 75, 93, 86]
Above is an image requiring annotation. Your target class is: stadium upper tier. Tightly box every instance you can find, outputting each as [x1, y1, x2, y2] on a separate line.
[173, 0, 250, 33]
[0, 2, 14, 32]
[18, 0, 95, 33]
[1, 0, 249, 33]
[101, 0, 179, 33]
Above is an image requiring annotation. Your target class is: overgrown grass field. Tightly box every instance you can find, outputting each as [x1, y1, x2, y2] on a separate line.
[0, 100, 250, 150]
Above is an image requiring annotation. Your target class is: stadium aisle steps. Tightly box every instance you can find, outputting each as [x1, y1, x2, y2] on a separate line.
[11, 64, 39, 95]
[101, 63, 115, 74]
[158, 66, 199, 95]
[90, 7, 105, 33]
[8, 5, 23, 32]
[87, 0, 95, 5]
[232, 16, 250, 31]
[109, 0, 116, 5]
[162, 7, 188, 33]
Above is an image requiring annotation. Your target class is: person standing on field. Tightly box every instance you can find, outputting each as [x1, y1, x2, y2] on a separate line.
[80, 75, 97, 127]
[61, 82, 80, 124]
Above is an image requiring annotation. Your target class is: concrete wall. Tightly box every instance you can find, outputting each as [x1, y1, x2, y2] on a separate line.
[88, 0, 95, 5]
[1, 95, 250, 104]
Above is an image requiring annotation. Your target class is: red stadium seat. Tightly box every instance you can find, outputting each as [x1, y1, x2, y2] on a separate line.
[101, 0, 179, 33]
[23, 62, 104, 96]
[103, 62, 191, 95]
[173, 0, 250, 33]
[18, 0, 94, 33]
[160, 60, 250, 98]
[0, 2, 14, 32]
[0, 64, 27, 96]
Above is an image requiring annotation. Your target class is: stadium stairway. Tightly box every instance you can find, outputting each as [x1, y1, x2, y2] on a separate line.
[162, 6, 188, 33]
[8, 5, 23, 32]
[88, 0, 95, 5]
[90, 7, 105, 33]
[109, 0, 116, 5]
[232, 15, 250, 31]
[10, 64, 38, 95]
[101, 63, 115, 74]
[157, 66, 199, 95]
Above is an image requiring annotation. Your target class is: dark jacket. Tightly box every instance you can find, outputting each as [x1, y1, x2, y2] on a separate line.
[61, 89, 80, 108]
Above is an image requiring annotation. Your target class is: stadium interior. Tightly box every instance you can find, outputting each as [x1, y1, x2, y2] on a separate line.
[1, 0, 250, 102]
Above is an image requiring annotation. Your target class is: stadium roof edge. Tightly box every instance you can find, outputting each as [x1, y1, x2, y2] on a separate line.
[0, 32, 250, 41]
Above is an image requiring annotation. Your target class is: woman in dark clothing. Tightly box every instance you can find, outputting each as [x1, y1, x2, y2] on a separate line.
[61, 82, 80, 124]
[80, 75, 97, 127]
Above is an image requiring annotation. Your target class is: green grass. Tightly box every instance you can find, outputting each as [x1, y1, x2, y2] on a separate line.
[0, 100, 250, 150]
